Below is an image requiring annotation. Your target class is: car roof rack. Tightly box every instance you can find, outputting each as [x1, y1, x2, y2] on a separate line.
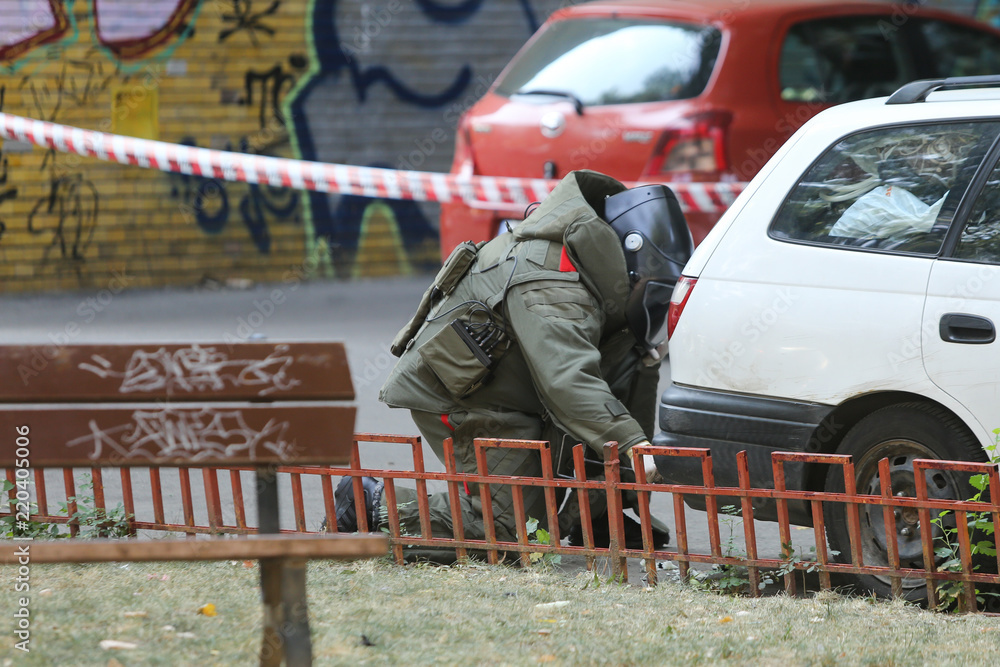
[886, 75, 1000, 105]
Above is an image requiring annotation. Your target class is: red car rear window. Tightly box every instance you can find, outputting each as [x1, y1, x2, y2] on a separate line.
[780, 16, 1000, 105]
[494, 18, 722, 107]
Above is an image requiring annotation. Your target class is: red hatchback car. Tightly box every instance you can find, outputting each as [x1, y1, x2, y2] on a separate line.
[440, 0, 1000, 257]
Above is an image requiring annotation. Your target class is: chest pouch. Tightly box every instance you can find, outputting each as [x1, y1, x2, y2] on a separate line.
[390, 240, 483, 357]
[418, 307, 509, 399]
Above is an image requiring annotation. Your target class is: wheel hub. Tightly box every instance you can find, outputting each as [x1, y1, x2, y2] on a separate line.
[855, 440, 961, 584]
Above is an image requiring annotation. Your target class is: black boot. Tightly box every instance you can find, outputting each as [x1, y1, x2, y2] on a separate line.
[334, 476, 384, 532]
[568, 512, 670, 550]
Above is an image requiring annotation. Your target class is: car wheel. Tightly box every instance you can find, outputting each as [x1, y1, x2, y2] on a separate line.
[822, 402, 986, 601]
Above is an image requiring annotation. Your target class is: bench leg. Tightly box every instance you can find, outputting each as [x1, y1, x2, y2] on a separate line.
[256, 468, 314, 666]
[282, 558, 313, 666]
[257, 469, 296, 666]
[260, 557, 284, 667]
[259, 558, 314, 667]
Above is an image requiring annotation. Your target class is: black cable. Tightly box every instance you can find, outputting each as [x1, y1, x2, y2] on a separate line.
[424, 247, 521, 350]
[423, 299, 494, 323]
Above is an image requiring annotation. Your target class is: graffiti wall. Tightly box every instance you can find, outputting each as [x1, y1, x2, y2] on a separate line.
[0, 0, 563, 292]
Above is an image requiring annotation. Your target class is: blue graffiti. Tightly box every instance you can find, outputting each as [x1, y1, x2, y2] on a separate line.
[516, 0, 540, 32]
[169, 139, 230, 234]
[239, 183, 300, 253]
[169, 137, 299, 254]
[413, 0, 485, 24]
[315, 185, 438, 272]
[193, 180, 230, 234]
[288, 0, 548, 274]
[306, 1, 471, 107]
[290, 0, 543, 272]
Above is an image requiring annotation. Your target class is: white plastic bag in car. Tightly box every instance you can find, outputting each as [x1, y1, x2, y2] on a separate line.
[829, 185, 946, 240]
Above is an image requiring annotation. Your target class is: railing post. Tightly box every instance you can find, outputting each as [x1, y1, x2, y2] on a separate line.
[179, 468, 196, 538]
[572, 444, 596, 572]
[737, 452, 760, 595]
[632, 443, 658, 587]
[914, 461, 940, 611]
[990, 466, 1000, 579]
[63, 469, 79, 537]
[442, 437, 469, 563]
[878, 458, 902, 599]
[381, 479, 406, 564]
[409, 436, 434, 541]
[603, 443, 627, 583]
[772, 454, 796, 597]
[119, 468, 138, 537]
[474, 438, 500, 565]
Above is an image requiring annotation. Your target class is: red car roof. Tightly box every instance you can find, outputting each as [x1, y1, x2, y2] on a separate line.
[554, 0, 983, 26]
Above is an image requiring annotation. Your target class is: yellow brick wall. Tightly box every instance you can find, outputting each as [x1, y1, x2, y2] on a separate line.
[0, 0, 566, 293]
[0, 0, 319, 292]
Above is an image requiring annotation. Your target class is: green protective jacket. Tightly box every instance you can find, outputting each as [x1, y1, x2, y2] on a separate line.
[379, 170, 660, 456]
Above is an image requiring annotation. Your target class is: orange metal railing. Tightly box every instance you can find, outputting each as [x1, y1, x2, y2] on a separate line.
[5, 433, 999, 612]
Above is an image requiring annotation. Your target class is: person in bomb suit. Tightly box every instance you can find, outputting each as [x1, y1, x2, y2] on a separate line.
[335, 170, 692, 555]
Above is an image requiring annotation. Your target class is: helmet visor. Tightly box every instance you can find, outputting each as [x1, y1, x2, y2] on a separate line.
[640, 280, 674, 349]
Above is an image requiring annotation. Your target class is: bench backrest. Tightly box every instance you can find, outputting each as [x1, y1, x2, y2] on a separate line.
[0, 342, 355, 468]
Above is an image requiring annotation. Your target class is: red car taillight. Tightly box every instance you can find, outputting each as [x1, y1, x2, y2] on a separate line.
[643, 111, 732, 176]
[667, 276, 697, 340]
[451, 116, 476, 175]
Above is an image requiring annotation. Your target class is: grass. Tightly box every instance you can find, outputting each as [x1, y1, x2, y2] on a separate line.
[2, 558, 999, 666]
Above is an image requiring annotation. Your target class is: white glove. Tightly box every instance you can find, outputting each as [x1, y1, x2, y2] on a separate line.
[641, 341, 669, 367]
[629, 441, 663, 483]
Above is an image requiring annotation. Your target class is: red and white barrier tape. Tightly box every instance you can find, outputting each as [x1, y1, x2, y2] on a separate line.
[0, 113, 746, 213]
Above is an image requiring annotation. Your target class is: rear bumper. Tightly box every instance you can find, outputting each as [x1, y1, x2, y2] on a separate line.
[652, 384, 834, 525]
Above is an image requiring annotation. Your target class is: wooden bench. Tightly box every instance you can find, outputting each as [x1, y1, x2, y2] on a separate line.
[0, 342, 387, 666]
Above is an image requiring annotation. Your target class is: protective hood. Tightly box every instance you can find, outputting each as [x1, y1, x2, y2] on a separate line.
[512, 171, 632, 330]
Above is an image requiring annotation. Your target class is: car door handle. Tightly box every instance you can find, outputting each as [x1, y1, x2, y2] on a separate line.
[939, 313, 996, 344]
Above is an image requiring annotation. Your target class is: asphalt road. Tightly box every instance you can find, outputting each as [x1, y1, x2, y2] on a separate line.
[1, 276, 817, 575]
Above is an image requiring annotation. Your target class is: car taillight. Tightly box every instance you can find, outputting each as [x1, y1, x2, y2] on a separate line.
[667, 276, 697, 340]
[643, 111, 731, 176]
[450, 116, 476, 175]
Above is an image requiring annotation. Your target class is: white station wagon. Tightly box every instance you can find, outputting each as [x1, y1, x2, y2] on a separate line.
[656, 76, 1000, 600]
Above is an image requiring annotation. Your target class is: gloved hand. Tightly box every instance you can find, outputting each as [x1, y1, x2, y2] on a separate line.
[627, 440, 663, 483]
[641, 341, 668, 367]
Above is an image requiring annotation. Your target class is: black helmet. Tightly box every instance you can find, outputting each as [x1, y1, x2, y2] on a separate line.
[604, 185, 693, 353]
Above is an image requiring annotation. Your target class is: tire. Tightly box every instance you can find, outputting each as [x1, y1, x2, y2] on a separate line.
[822, 402, 987, 602]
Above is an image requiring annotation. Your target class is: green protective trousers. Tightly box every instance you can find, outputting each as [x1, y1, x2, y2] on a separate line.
[382, 408, 554, 561]
[381, 412, 670, 561]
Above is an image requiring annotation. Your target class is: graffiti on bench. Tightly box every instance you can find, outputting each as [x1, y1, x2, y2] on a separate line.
[78, 344, 301, 396]
[66, 408, 295, 462]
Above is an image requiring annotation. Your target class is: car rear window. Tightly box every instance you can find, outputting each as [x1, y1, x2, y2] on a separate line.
[770, 121, 1000, 255]
[954, 161, 1000, 263]
[493, 18, 721, 106]
[779, 17, 912, 104]
[917, 19, 1000, 79]
[780, 17, 1000, 105]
